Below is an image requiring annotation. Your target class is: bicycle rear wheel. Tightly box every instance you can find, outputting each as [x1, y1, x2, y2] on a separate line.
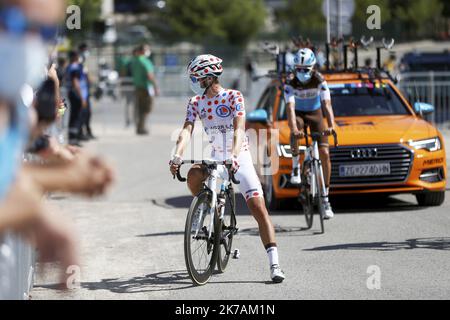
[217, 188, 236, 273]
[184, 191, 219, 285]
[300, 160, 314, 229]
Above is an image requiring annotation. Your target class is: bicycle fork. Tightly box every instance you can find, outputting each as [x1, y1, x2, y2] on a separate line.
[312, 142, 327, 202]
[206, 169, 219, 240]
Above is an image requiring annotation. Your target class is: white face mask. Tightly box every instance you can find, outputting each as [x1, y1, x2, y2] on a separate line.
[189, 76, 206, 96]
[296, 69, 313, 83]
[0, 34, 47, 101]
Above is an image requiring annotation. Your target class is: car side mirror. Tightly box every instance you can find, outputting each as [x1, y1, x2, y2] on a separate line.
[247, 109, 269, 124]
[414, 102, 435, 116]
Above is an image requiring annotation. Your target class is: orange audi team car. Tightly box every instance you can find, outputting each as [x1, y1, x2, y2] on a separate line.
[246, 71, 447, 209]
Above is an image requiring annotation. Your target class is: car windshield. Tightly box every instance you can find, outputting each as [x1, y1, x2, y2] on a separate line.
[278, 83, 411, 119]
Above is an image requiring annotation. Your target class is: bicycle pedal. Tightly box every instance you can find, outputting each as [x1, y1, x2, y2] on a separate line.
[232, 248, 240, 259]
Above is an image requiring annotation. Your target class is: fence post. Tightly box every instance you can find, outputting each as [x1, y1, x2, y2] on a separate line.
[429, 71, 436, 124]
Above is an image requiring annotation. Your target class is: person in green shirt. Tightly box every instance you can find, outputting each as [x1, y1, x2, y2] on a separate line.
[130, 44, 159, 135]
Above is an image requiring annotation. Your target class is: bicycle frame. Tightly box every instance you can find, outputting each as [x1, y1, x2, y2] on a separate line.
[303, 135, 328, 202]
[193, 165, 233, 240]
[175, 160, 240, 241]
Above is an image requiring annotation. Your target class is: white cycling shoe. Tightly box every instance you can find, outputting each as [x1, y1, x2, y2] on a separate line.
[323, 201, 334, 220]
[270, 264, 286, 283]
[290, 167, 301, 185]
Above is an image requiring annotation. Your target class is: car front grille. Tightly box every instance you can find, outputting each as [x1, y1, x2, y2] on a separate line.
[330, 144, 414, 186]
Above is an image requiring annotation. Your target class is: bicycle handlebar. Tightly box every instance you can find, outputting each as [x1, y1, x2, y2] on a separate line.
[303, 130, 339, 148]
[173, 160, 240, 185]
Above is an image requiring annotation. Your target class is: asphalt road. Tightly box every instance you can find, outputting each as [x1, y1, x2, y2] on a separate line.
[32, 94, 450, 300]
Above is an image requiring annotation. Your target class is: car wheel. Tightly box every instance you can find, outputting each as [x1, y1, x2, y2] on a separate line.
[416, 191, 445, 207]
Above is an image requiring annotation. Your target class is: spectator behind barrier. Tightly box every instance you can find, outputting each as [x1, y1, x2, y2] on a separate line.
[0, 0, 115, 289]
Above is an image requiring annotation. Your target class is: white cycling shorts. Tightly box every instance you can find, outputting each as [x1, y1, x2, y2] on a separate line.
[215, 150, 264, 201]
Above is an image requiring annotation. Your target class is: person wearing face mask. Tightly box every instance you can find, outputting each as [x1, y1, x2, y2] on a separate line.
[78, 42, 95, 140]
[143, 44, 153, 63]
[0, 1, 117, 291]
[169, 55, 286, 283]
[0, 0, 78, 289]
[0, 3, 50, 198]
[130, 44, 159, 135]
[66, 50, 88, 146]
[284, 48, 336, 219]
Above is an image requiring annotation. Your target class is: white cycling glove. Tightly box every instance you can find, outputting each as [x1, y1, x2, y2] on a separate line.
[230, 155, 240, 174]
[169, 154, 183, 166]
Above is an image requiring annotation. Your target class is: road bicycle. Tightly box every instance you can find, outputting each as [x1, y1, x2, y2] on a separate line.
[175, 160, 240, 285]
[298, 128, 338, 234]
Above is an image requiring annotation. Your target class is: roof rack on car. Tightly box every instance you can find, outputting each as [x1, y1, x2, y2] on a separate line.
[259, 36, 398, 84]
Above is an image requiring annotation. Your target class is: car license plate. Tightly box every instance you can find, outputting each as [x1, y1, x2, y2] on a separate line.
[339, 163, 391, 177]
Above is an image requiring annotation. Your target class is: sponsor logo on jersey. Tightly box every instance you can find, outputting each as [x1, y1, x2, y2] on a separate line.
[236, 103, 244, 111]
[216, 105, 231, 118]
[294, 88, 320, 99]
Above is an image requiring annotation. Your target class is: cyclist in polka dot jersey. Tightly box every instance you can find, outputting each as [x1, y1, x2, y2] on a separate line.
[185, 89, 249, 161]
[170, 54, 285, 283]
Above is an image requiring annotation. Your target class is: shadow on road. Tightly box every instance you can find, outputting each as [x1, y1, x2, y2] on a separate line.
[153, 193, 428, 215]
[36, 270, 194, 293]
[303, 237, 450, 252]
[136, 225, 317, 238]
[331, 195, 427, 214]
[141, 195, 429, 239]
[152, 195, 252, 215]
[36, 270, 272, 293]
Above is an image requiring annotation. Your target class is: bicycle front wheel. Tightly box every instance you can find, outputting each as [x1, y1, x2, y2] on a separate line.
[217, 188, 236, 273]
[300, 160, 314, 230]
[184, 191, 219, 286]
[314, 161, 325, 234]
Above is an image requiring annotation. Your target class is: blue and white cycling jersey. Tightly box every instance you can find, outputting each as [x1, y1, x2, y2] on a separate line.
[284, 73, 331, 112]
[0, 102, 29, 201]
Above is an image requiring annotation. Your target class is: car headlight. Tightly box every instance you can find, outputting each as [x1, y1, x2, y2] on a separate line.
[409, 137, 441, 152]
[277, 145, 306, 158]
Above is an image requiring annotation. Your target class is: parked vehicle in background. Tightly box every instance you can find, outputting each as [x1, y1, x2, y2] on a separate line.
[117, 25, 152, 46]
[94, 59, 119, 101]
[400, 50, 450, 72]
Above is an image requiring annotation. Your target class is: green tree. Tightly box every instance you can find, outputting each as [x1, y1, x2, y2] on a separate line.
[394, 0, 443, 38]
[440, 0, 450, 17]
[351, 0, 391, 38]
[66, 0, 102, 42]
[162, 0, 266, 47]
[276, 0, 392, 41]
[275, 0, 326, 40]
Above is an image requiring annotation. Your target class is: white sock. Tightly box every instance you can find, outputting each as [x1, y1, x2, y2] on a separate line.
[266, 246, 279, 267]
[292, 155, 300, 172]
[323, 187, 330, 203]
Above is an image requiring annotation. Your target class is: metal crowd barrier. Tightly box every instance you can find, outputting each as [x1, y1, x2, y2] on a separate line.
[398, 71, 450, 128]
[0, 233, 35, 300]
[0, 119, 66, 300]
[118, 67, 243, 98]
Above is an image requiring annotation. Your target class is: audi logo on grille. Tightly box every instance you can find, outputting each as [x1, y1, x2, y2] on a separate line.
[350, 148, 378, 159]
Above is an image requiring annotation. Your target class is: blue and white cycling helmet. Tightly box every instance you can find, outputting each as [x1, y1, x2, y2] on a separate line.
[293, 48, 316, 83]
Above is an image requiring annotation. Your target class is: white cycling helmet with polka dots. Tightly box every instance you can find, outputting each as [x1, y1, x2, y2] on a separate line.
[187, 54, 223, 79]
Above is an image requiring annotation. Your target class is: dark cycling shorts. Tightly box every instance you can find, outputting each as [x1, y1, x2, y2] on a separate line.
[294, 109, 329, 147]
